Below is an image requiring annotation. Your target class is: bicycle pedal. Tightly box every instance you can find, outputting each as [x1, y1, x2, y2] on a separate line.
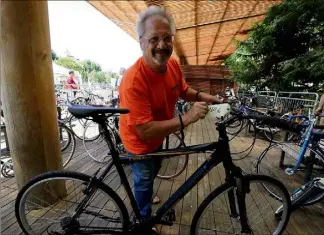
[230, 213, 239, 219]
[160, 209, 176, 225]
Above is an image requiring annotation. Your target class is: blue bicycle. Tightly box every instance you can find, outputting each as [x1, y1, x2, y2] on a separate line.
[255, 115, 324, 203]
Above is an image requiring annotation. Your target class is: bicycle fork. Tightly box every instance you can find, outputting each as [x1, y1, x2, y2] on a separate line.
[225, 168, 252, 233]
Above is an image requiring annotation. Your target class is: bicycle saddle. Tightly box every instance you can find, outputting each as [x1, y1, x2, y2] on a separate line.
[68, 103, 129, 119]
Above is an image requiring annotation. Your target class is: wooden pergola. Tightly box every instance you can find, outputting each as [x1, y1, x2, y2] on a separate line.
[0, 1, 282, 188]
[88, 0, 282, 65]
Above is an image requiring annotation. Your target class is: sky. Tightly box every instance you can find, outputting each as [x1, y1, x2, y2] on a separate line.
[47, 1, 142, 73]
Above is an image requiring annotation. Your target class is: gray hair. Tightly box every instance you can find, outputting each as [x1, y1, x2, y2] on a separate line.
[136, 5, 176, 38]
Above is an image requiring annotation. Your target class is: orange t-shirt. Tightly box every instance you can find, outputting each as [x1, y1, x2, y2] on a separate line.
[119, 57, 188, 154]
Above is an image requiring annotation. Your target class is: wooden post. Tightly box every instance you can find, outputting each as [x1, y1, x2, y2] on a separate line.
[1, 1, 65, 195]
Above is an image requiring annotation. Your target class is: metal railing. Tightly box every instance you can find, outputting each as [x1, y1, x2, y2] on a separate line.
[274, 92, 319, 115]
[256, 91, 277, 109]
[238, 91, 320, 115]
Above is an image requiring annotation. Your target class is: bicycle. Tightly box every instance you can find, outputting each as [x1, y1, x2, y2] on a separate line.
[0, 120, 75, 178]
[15, 104, 292, 235]
[275, 177, 324, 218]
[82, 113, 188, 180]
[57, 89, 106, 141]
[255, 115, 324, 202]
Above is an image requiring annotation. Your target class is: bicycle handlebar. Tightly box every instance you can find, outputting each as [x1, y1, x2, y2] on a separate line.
[223, 112, 304, 134]
[243, 115, 303, 133]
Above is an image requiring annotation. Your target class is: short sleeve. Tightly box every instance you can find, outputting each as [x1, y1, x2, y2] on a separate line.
[123, 84, 153, 126]
[171, 58, 188, 99]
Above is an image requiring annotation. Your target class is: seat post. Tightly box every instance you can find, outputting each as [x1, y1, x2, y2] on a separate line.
[96, 118, 119, 159]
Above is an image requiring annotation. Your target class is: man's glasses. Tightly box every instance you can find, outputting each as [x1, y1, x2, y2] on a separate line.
[141, 35, 174, 45]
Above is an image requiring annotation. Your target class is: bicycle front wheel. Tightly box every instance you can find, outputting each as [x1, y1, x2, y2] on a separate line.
[15, 171, 129, 235]
[190, 175, 291, 235]
[83, 122, 114, 163]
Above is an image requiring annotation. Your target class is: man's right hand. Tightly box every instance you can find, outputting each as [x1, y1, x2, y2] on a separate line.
[182, 102, 209, 126]
[315, 108, 322, 116]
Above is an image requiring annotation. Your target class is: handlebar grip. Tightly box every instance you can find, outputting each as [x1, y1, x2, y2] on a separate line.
[241, 115, 303, 133]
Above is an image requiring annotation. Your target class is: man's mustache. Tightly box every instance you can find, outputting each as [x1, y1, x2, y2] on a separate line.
[153, 49, 171, 55]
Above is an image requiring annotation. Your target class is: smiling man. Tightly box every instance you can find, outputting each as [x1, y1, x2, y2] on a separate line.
[119, 5, 222, 225]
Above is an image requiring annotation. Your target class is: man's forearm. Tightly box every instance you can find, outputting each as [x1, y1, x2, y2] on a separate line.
[184, 87, 222, 104]
[136, 116, 190, 140]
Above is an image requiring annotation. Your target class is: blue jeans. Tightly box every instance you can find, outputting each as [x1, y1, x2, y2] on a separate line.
[127, 147, 162, 218]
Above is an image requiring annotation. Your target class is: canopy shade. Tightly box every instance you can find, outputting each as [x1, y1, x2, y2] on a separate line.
[88, 0, 282, 65]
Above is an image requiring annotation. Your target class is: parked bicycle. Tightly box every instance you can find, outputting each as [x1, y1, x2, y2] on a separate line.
[15, 104, 292, 235]
[254, 115, 324, 200]
[275, 177, 324, 218]
[82, 113, 188, 180]
[0, 120, 75, 178]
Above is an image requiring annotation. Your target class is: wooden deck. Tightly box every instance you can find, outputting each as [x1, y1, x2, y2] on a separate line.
[1, 119, 324, 234]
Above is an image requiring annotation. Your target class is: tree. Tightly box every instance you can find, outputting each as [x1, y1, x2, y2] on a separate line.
[51, 50, 59, 61]
[88, 71, 112, 84]
[226, 0, 324, 91]
[56, 57, 84, 75]
[81, 60, 102, 82]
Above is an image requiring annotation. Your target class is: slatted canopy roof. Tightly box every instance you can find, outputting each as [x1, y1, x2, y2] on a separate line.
[88, 0, 282, 65]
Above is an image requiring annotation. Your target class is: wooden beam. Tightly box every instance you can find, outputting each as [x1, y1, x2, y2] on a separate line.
[177, 13, 265, 31]
[195, 0, 198, 65]
[205, 0, 230, 65]
[1, 1, 65, 197]
[214, 2, 261, 65]
[88, 1, 137, 40]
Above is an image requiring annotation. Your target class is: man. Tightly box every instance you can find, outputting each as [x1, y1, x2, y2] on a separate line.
[119, 5, 222, 224]
[112, 67, 126, 107]
[66, 70, 79, 96]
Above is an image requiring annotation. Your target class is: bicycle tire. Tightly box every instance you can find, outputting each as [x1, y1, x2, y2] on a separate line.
[82, 120, 102, 143]
[68, 115, 88, 141]
[190, 174, 291, 235]
[15, 171, 130, 235]
[58, 124, 76, 168]
[1, 159, 14, 178]
[157, 133, 189, 179]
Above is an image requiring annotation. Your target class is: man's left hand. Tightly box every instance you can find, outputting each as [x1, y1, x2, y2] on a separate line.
[212, 95, 224, 104]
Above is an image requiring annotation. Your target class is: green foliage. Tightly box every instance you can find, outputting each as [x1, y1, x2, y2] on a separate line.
[55, 54, 117, 84]
[51, 50, 59, 61]
[226, 0, 324, 91]
[81, 60, 102, 82]
[88, 70, 118, 84]
[56, 57, 84, 75]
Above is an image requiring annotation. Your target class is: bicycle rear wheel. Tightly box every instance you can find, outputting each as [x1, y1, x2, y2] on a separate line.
[157, 133, 189, 179]
[83, 123, 115, 163]
[15, 171, 129, 235]
[190, 175, 291, 235]
[58, 124, 75, 168]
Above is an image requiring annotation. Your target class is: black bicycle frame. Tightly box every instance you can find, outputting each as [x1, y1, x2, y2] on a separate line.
[92, 114, 248, 231]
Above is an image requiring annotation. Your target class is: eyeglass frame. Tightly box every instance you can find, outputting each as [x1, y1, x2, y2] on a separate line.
[140, 35, 174, 45]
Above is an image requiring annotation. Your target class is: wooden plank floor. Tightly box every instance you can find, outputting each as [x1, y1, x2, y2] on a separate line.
[1, 119, 324, 234]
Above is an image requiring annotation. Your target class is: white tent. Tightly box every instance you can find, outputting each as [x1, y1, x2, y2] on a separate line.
[52, 62, 82, 85]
